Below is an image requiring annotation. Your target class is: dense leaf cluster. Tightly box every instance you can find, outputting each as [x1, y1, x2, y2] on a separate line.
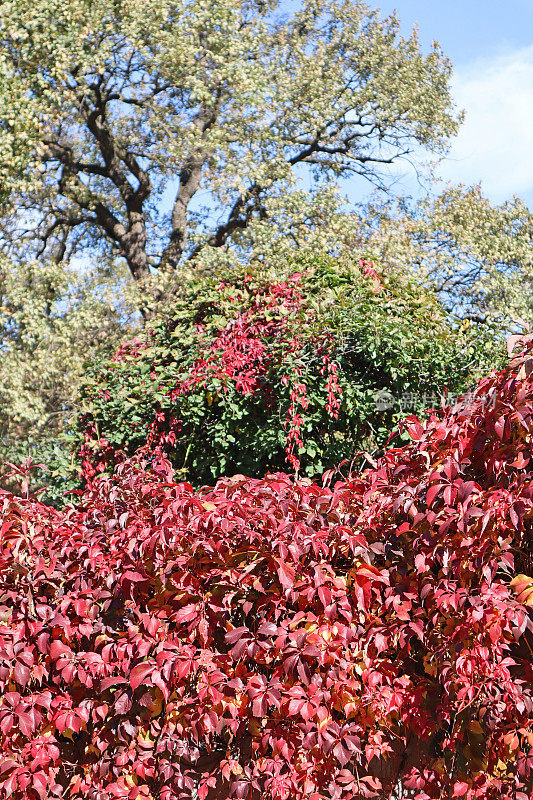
[0, 346, 532, 798]
[77, 254, 500, 487]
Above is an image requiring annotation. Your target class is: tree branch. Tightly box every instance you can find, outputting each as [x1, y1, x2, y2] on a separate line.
[35, 213, 95, 263]
[160, 104, 218, 270]
[43, 76, 154, 282]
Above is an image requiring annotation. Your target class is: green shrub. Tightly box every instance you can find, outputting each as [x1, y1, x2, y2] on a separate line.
[76, 252, 502, 486]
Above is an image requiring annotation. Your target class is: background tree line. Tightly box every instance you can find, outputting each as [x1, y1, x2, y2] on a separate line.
[0, 0, 531, 495]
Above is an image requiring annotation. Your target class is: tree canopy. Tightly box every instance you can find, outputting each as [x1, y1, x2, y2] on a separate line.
[0, 0, 459, 287]
[356, 186, 533, 325]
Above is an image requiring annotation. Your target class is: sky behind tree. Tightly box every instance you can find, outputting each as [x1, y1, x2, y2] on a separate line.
[367, 1, 533, 206]
[377, 0, 533, 65]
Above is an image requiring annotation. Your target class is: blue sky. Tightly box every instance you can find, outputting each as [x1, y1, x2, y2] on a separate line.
[376, 0, 533, 66]
[363, 1, 533, 207]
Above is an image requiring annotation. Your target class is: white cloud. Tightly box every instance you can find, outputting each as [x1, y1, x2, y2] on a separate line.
[439, 45, 533, 204]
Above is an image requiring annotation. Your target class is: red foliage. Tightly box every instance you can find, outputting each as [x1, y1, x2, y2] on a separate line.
[1, 350, 533, 799]
[79, 269, 345, 483]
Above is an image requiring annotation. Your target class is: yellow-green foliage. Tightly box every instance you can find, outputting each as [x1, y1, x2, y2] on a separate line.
[355, 185, 533, 326]
[0, 0, 460, 283]
[0, 254, 137, 493]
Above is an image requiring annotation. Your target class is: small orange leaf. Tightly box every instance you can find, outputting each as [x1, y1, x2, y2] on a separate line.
[510, 574, 533, 606]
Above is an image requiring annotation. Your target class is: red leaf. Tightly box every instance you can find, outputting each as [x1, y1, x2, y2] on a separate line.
[49, 640, 70, 661]
[277, 560, 295, 590]
[426, 483, 444, 507]
[114, 691, 132, 714]
[225, 627, 249, 644]
[122, 570, 146, 582]
[13, 661, 30, 687]
[130, 662, 155, 690]
[17, 711, 35, 737]
[32, 772, 49, 800]
[101, 676, 128, 690]
[175, 604, 200, 623]
[452, 782, 469, 797]
[494, 417, 506, 439]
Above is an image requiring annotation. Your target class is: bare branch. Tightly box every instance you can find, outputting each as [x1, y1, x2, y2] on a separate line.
[35, 214, 95, 263]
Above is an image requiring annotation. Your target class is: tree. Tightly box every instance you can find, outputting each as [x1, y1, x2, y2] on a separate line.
[0, 0, 459, 292]
[1, 345, 533, 799]
[355, 185, 533, 325]
[0, 253, 137, 500]
[75, 252, 500, 488]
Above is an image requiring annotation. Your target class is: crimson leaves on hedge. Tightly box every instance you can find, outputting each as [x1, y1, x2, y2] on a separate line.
[0, 343, 532, 799]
